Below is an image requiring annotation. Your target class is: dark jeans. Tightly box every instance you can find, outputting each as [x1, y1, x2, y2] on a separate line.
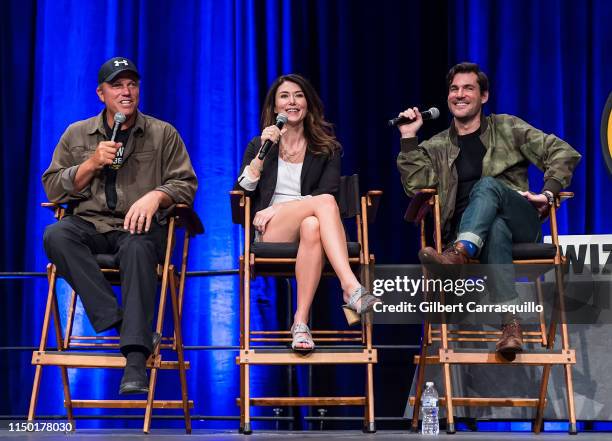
[43, 215, 167, 354]
[456, 177, 542, 303]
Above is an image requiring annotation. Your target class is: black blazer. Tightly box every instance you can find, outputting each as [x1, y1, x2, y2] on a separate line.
[235, 136, 341, 220]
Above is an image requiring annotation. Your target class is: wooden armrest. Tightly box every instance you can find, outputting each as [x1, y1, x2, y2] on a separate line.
[41, 202, 62, 208]
[230, 190, 247, 226]
[404, 189, 437, 223]
[41, 202, 67, 220]
[42, 202, 204, 235]
[365, 190, 383, 224]
[557, 191, 574, 206]
[170, 204, 204, 236]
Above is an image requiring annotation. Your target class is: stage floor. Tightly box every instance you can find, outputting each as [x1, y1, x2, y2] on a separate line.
[2, 431, 611, 440]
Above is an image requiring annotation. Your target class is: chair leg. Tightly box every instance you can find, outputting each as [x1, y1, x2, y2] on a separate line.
[238, 259, 248, 434]
[442, 362, 455, 433]
[534, 365, 551, 433]
[170, 272, 191, 433]
[51, 291, 73, 422]
[239, 364, 245, 433]
[143, 363, 159, 434]
[535, 295, 560, 433]
[535, 278, 548, 347]
[440, 323, 455, 434]
[411, 322, 430, 432]
[28, 264, 57, 421]
[143, 257, 172, 434]
[361, 300, 376, 434]
[536, 263, 577, 434]
[564, 364, 578, 434]
[240, 364, 253, 435]
[59, 368, 73, 422]
[63, 290, 77, 350]
[28, 365, 43, 422]
[555, 265, 577, 434]
[363, 362, 376, 433]
[241, 256, 252, 435]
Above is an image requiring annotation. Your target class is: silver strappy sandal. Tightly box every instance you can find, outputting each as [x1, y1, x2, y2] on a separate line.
[342, 285, 381, 326]
[291, 322, 315, 354]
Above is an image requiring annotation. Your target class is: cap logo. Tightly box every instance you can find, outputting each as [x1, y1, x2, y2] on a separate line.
[114, 59, 129, 67]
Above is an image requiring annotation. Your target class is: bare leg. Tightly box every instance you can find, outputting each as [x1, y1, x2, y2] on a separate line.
[262, 195, 361, 301]
[294, 217, 325, 324]
[291, 217, 325, 349]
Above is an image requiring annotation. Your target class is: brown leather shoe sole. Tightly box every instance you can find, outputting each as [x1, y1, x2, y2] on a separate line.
[417, 248, 439, 265]
[496, 335, 524, 353]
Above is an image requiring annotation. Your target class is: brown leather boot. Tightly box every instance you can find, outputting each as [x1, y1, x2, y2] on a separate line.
[496, 319, 523, 353]
[418, 242, 471, 266]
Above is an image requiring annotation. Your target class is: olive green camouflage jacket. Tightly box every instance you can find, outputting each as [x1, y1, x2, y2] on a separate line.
[396, 113, 581, 240]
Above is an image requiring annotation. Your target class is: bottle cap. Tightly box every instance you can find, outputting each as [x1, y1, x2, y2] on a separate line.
[426, 381, 434, 386]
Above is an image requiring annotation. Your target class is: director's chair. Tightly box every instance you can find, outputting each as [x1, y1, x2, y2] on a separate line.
[230, 175, 382, 434]
[405, 189, 577, 434]
[28, 202, 203, 433]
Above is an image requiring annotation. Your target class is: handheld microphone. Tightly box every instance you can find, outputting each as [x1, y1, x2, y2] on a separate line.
[258, 113, 289, 160]
[109, 112, 127, 170]
[388, 107, 440, 127]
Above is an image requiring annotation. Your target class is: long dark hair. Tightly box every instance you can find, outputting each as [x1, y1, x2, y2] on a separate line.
[260, 74, 341, 156]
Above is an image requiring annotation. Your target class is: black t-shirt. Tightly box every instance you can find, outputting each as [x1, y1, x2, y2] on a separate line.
[103, 113, 133, 211]
[449, 128, 486, 236]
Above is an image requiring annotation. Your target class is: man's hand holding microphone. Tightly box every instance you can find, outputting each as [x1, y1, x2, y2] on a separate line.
[389, 106, 440, 138]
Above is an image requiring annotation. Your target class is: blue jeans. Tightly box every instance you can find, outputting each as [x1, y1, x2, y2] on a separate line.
[456, 177, 542, 303]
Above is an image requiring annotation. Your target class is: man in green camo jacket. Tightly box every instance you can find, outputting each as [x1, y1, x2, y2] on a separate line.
[396, 62, 581, 353]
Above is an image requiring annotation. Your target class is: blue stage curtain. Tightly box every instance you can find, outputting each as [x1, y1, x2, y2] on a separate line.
[1, 0, 611, 430]
[1, 0, 287, 429]
[449, 0, 612, 235]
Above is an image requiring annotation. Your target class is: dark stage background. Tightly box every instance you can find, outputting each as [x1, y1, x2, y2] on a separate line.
[0, 0, 611, 430]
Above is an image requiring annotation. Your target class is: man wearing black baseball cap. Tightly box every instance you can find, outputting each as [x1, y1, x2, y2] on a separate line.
[95, 57, 141, 132]
[42, 56, 197, 394]
[97, 56, 141, 84]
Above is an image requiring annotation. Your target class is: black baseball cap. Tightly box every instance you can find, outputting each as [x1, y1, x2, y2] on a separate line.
[97, 57, 141, 84]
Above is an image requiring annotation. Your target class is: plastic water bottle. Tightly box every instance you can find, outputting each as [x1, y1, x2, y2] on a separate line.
[421, 381, 439, 435]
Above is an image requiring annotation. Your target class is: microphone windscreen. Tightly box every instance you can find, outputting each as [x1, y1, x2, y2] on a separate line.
[276, 113, 288, 125]
[114, 112, 127, 124]
[426, 107, 440, 120]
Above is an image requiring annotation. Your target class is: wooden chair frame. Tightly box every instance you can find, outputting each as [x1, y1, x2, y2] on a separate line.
[28, 203, 203, 433]
[406, 189, 577, 434]
[230, 177, 382, 434]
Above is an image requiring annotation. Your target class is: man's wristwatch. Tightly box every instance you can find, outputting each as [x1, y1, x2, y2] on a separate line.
[542, 191, 555, 205]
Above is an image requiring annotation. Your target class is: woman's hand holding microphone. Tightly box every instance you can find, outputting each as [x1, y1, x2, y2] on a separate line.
[249, 124, 286, 177]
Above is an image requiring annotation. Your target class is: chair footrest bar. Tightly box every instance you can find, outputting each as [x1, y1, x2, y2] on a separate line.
[236, 397, 366, 406]
[32, 351, 190, 369]
[68, 400, 194, 409]
[237, 349, 377, 365]
[432, 337, 545, 343]
[431, 330, 548, 336]
[251, 338, 362, 343]
[438, 349, 575, 365]
[408, 397, 546, 407]
[251, 330, 362, 335]
[415, 349, 576, 365]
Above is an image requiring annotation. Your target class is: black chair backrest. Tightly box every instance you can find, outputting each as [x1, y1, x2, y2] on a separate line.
[338, 174, 360, 219]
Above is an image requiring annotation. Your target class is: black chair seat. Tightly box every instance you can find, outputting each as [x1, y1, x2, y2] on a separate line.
[95, 253, 119, 268]
[251, 241, 361, 259]
[512, 243, 557, 260]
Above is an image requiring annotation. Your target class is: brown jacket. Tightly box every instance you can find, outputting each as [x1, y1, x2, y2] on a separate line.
[42, 111, 197, 233]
